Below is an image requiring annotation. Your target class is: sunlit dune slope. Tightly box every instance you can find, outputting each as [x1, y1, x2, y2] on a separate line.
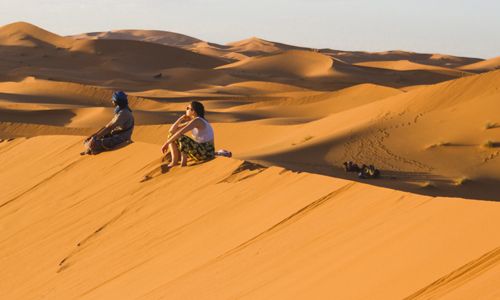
[0, 77, 168, 110]
[216, 50, 334, 78]
[323, 49, 484, 68]
[0, 21, 72, 48]
[459, 56, 500, 73]
[1, 136, 500, 299]
[354, 60, 471, 77]
[227, 70, 500, 199]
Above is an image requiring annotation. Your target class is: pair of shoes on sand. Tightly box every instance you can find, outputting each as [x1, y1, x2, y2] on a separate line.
[343, 161, 380, 179]
[215, 149, 232, 157]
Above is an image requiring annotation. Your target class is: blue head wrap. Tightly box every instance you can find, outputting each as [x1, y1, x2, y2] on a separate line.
[112, 91, 131, 113]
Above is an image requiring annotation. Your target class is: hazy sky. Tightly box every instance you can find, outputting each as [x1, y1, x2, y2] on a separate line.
[1, 0, 499, 58]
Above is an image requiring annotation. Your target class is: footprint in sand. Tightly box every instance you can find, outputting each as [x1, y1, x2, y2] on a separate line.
[141, 153, 172, 182]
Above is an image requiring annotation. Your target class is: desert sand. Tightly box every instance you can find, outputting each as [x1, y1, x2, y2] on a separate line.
[1, 22, 500, 299]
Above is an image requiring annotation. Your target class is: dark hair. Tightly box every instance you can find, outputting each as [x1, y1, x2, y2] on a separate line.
[190, 101, 205, 119]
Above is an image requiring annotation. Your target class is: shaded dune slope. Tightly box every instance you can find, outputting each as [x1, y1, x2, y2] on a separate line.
[0, 22, 228, 90]
[213, 71, 500, 200]
[70, 29, 202, 48]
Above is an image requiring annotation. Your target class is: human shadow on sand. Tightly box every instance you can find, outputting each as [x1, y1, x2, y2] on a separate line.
[139, 153, 214, 183]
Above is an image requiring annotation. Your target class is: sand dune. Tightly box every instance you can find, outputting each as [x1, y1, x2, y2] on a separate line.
[0, 22, 496, 198]
[216, 50, 334, 78]
[354, 59, 470, 77]
[459, 56, 500, 73]
[0, 76, 183, 128]
[70, 32, 301, 61]
[0, 107, 173, 128]
[226, 37, 284, 54]
[323, 49, 484, 68]
[232, 71, 500, 200]
[0, 122, 93, 139]
[0, 22, 474, 94]
[0, 77, 168, 110]
[0, 21, 72, 48]
[0, 22, 228, 90]
[225, 36, 309, 56]
[151, 67, 241, 91]
[1, 21, 499, 299]
[70, 29, 202, 47]
[70, 30, 244, 62]
[187, 41, 241, 61]
[222, 83, 402, 116]
[0, 77, 116, 107]
[213, 49, 469, 91]
[188, 81, 311, 96]
[69, 39, 226, 70]
[1, 136, 499, 299]
[71, 29, 486, 77]
[127, 72, 500, 201]
[148, 34, 308, 59]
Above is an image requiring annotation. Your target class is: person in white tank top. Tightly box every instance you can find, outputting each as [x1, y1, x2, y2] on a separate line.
[161, 101, 215, 167]
[191, 117, 214, 143]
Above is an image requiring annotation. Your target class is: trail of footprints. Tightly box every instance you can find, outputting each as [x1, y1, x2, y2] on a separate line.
[344, 111, 432, 172]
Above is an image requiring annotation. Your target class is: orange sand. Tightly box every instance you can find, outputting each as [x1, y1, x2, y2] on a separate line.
[1, 21, 499, 299]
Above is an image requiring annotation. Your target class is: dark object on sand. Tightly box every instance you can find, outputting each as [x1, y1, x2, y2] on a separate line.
[343, 161, 361, 172]
[358, 164, 380, 179]
[343, 161, 380, 179]
[80, 149, 92, 156]
[153, 73, 162, 79]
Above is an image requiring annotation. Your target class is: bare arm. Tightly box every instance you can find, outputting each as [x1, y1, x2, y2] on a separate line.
[169, 115, 190, 134]
[161, 119, 200, 153]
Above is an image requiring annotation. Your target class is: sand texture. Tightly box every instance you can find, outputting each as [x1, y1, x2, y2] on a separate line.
[1, 22, 500, 299]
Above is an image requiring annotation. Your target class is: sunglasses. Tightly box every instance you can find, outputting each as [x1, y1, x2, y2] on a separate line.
[186, 107, 193, 111]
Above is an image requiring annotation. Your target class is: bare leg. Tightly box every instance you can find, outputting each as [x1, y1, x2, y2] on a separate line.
[168, 143, 180, 167]
[180, 152, 187, 167]
[84, 137, 97, 155]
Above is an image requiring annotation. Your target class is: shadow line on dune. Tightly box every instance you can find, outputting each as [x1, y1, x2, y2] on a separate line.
[246, 158, 500, 202]
[0, 92, 90, 106]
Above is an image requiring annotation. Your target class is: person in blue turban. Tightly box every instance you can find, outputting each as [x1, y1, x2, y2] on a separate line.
[81, 91, 135, 155]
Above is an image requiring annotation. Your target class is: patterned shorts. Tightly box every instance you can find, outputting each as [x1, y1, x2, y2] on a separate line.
[172, 134, 215, 162]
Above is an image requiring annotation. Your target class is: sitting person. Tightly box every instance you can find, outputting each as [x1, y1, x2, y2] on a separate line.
[82, 91, 134, 155]
[161, 101, 215, 167]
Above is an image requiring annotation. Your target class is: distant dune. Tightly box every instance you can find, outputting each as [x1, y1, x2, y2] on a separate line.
[70, 29, 202, 47]
[1, 21, 500, 299]
[0, 22, 227, 88]
[0, 21, 72, 48]
[216, 50, 335, 78]
[322, 49, 484, 68]
[71, 32, 309, 59]
[354, 59, 471, 77]
[459, 56, 500, 73]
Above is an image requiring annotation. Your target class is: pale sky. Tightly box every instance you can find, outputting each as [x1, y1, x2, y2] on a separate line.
[1, 0, 499, 59]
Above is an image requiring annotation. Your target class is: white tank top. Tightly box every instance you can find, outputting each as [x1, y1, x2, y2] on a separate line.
[192, 117, 214, 143]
